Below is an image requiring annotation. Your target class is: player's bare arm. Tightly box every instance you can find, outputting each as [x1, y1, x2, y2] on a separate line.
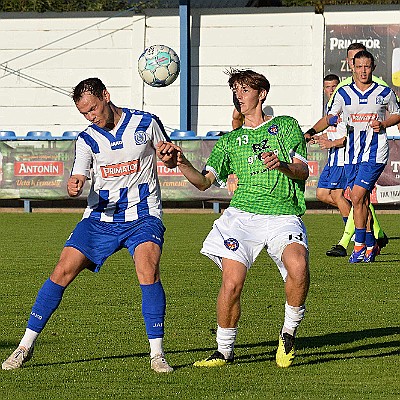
[261, 152, 309, 181]
[314, 135, 346, 150]
[67, 174, 86, 197]
[173, 147, 215, 191]
[370, 114, 400, 132]
[232, 108, 244, 129]
[304, 115, 335, 142]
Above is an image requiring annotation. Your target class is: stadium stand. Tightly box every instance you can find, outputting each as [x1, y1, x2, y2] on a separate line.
[62, 131, 80, 139]
[0, 130, 17, 140]
[170, 130, 197, 140]
[26, 130, 52, 139]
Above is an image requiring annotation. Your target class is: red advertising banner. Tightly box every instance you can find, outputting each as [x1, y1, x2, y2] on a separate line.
[14, 161, 64, 176]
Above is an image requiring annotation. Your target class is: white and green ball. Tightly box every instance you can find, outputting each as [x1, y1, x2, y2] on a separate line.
[138, 44, 180, 87]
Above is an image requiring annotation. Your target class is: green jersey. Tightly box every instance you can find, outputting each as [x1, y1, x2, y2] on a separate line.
[206, 116, 307, 216]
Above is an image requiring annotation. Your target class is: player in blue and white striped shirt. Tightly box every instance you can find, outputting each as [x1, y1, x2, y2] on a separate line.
[313, 75, 350, 242]
[306, 43, 392, 259]
[2, 78, 177, 373]
[326, 51, 400, 263]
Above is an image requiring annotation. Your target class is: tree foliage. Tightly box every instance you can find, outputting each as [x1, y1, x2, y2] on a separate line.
[0, 0, 398, 12]
[0, 0, 159, 13]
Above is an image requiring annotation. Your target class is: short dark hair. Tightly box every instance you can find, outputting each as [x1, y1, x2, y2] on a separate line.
[72, 78, 107, 103]
[227, 69, 270, 94]
[347, 42, 367, 54]
[353, 50, 375, 67]
[324, 74, 340, 83]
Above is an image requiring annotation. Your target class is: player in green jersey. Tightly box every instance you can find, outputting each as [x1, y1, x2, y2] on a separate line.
[158, 69, 310, 368]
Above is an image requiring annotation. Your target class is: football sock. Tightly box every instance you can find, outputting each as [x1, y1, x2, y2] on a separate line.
[149, 338, 164, 359]
[216, 325, 237, 359]
[365, 231, 375, 248]
[338, 208, 355, 248]
[354, 228, 366, 247]
[369, 204, 385, 239]
[282, 302, 306, 337]
[27, 278, 65, 333]
[19, 328, 39, 350]
[140, 280, 166, 339]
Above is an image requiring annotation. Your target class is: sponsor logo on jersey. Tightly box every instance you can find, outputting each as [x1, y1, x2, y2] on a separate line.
[110, 140, 123, 150]
[350, 113, 377, 123]
[100, 160, 140, 178]
[134, 131, 147, 145]
[376, 96, 384, 105]
[252, 139, 271, 153]
[14, 161, 64, 176]
[268, 125, 279, 135]
[224, 238, 239, 251]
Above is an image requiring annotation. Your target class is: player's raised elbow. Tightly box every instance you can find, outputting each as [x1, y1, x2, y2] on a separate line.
[195, 171, 214, 191]
[196, 181, 212, 191]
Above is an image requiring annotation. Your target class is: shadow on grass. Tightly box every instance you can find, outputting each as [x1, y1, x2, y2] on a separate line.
[295, 326, 400, 366]
[175, 326, 400, 368]
[1, 327, 398, 370]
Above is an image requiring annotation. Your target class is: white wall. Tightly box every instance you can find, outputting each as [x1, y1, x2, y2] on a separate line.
[0, 11, 145, 137]
[0, 7, 398, 138]
[144, 7, 323, 134]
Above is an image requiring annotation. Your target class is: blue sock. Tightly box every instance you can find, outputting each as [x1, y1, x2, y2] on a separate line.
[140, 281, 166, 339]
[27, 278, 65, 333]
[365, 231, 376, 248]
[354, 228, 366, 245]
[343, 217, 348, 225]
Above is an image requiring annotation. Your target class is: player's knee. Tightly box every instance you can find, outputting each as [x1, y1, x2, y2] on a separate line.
[316, 189, 331, 204]
[283, 251, 309, 287]
[221, 278, 244, 299]
[350, 192, 366, 207]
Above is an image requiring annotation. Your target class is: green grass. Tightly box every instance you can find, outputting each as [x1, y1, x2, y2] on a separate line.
[0, 212, 399, 400]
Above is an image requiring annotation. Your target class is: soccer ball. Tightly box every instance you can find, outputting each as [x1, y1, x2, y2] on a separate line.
[138, 45, 180, 87]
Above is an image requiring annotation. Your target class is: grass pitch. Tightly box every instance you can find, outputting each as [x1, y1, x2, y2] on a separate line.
[0, 211, 399, 400]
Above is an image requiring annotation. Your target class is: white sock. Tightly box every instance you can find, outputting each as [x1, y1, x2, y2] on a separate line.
[19, 328, 39, 350]
[216, 325, 237, 359]
[149, 338, 164, 358]
[282, 302, 306, 337]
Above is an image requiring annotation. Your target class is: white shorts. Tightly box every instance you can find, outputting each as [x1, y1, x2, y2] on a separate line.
[200, 207, 308, 281]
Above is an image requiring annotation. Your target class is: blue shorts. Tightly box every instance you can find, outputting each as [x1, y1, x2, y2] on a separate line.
[317, 164, 347, 190]
[344, 162, 386, 191]
[65, 216, 165, 272]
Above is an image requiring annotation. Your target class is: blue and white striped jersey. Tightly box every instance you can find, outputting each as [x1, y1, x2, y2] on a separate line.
[71, 108, 170, 222]
[328, 82, 400, 165]
[324, 125, 346, 167]
[323, 102, 346, 168]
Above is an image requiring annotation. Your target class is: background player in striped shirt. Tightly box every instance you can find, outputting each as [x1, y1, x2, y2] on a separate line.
[310, 51, 400, 263]
[306, 43, 391, 258]
[2, 78, 176, 373]
[311, 74, 351, 256]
